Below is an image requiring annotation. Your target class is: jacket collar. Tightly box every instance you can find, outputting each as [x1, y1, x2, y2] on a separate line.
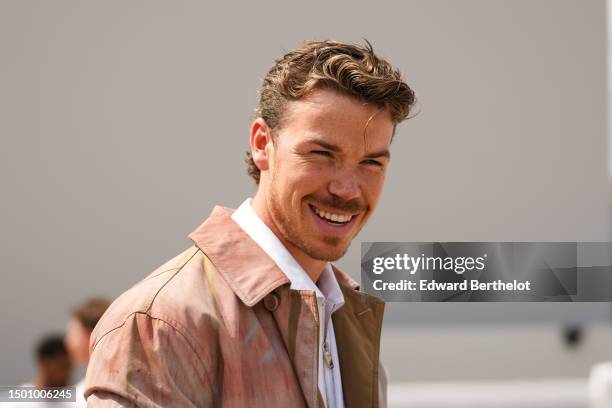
[188, 205, 361, 306]
[331, 264, 360, 291]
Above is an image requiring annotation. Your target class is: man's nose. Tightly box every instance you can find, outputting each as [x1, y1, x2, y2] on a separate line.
[328, 171, 361, 202]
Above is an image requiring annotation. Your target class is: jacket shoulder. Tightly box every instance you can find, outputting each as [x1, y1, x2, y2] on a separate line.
[86, 246, 228, 406]
[90, 245, 224, 351]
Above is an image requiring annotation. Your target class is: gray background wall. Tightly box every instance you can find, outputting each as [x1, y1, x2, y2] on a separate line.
[0, 0, 609, 386]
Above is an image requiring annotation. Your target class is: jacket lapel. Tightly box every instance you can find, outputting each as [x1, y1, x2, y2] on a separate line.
[332, 267, 386, 408]
[189, 206, 320, 408]
[268, 288, 320, 408]
[189, 206, 289, 307]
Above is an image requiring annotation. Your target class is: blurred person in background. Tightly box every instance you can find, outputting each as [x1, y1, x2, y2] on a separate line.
[1, 335, 73, 408]
[26, 335, 72, 389]
[64, 298, 111, 407]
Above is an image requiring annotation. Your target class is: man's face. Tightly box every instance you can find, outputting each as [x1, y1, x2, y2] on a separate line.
[64, 318, 91, 365]
[260, 87, 394, 262]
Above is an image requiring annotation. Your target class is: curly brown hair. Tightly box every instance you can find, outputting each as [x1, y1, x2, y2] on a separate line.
[245, 39, 416, 184]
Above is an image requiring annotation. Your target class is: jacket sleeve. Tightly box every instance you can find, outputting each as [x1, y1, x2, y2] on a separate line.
[84, 312, 217, 407]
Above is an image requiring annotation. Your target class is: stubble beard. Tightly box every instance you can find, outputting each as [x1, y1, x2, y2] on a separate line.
[267, 181, 350, 262]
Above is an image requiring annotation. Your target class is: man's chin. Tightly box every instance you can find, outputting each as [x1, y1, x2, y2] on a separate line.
[303, 241, 350, 262]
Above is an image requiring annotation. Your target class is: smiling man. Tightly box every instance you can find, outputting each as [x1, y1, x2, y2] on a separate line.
[85, 40, 415, 408]
[250, 88, 393, 270]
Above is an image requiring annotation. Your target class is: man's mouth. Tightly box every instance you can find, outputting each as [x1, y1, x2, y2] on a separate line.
[309, 204, 355, 226]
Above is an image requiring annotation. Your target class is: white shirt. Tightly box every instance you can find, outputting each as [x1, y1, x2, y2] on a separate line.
[231, 198, 345, 408]
[75, 378, 85, 407]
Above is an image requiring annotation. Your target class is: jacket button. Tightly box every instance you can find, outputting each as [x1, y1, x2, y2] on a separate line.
[263, 292, 280, 312]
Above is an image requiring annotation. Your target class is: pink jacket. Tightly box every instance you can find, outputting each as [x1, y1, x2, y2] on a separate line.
[84, 206, 387, 407]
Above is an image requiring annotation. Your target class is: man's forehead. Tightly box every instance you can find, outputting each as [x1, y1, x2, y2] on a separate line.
[287, 94, 392, 131]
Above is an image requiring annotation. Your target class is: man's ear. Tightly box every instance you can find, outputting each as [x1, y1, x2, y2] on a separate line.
[250, 117, 274, 172]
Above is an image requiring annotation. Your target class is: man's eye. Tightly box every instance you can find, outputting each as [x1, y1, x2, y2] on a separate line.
[312, 150, 332, 157]
[362, 159, 383, 167]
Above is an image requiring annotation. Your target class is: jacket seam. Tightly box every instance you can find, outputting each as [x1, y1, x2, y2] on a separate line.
[91, 311, 215, 389]
[135, 311, 213, 386]
[92, 247, 199, 350]
[144, 247, 199, 314]
[140, 267, 180, 283]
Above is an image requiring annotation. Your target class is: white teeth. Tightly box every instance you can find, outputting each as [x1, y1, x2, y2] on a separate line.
[312, 206, 352, 223]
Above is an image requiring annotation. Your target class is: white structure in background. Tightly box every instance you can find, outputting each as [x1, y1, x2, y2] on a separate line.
[589, 361, 612, 408]
[609, 0, 612, 177]
[388, 379, 586, 408]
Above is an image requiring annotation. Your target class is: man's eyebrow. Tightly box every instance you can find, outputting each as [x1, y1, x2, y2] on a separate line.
[307, 139, 341, 152]
[306, 139, 390, 159]
[364, 149, 391, 160]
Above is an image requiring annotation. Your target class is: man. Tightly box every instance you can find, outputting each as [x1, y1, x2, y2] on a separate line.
[64, 298, 112, 407]
[7, 335, 73, 408]
[85, 39, 415, 407]
[29, 335, 72, 390]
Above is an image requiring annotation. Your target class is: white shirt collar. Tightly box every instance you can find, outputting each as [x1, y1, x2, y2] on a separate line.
[231, 198, 344, 311]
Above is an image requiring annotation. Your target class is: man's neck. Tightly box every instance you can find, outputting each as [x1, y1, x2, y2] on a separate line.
[250, 195, 326, 283]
